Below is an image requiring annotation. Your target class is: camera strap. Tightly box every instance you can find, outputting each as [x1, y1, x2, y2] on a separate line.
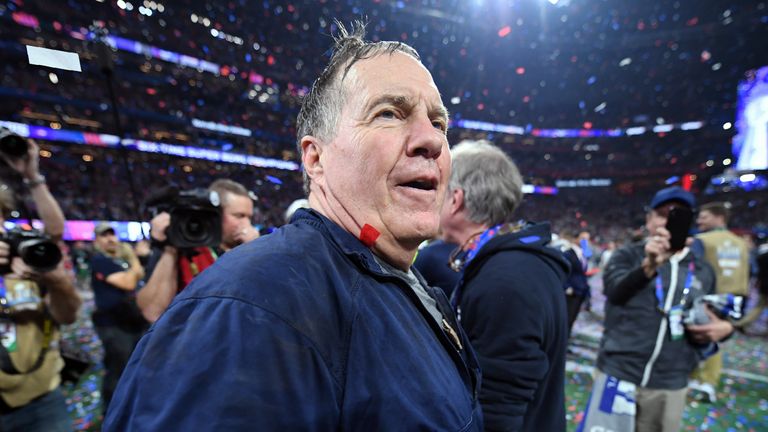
[0, 316, 54, 376]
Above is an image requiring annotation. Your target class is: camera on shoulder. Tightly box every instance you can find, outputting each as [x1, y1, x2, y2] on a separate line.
[146, 186, 222, 249]
[0, 227, 63, 274]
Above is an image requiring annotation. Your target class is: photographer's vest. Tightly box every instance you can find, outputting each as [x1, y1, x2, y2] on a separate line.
[0, 277, 63, 408]
[697, 229, 750, 296]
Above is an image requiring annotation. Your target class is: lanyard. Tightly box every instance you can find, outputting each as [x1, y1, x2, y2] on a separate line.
[655, 261, 695, 314]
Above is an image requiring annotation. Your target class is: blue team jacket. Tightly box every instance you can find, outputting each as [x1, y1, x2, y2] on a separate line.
[104, 209, 483, 431]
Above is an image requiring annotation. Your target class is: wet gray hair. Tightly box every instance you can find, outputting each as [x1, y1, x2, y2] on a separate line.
[448, 140, 524, 226]
[295, 20, 421, 195]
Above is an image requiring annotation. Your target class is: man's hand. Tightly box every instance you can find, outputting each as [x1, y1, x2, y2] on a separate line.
[36, 261, 71, 287]
[1, 139, 41, 181]
[643, 227, 673, 278]
[7, 256, 68, 287]
[135, 239, 151, 258]
[151, 212, 171, 242]
[233, 225, 260, 245]
[32, 260, 82, 325]
[686, 307, 735, 344]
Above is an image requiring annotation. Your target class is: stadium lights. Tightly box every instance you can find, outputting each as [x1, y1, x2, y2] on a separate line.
[117, 0, 134, 11]
[723, 122, 732, 130]
[680, 121, 704, 130]
[652, 124, 674, 133]
[723, 158, 732, 166]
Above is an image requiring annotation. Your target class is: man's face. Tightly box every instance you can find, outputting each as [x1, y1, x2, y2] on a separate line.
[95, 231, 119, 255]
[220, 193, 254, 249]
[312, 52, 451, 250]
[697, 210, 721, 232]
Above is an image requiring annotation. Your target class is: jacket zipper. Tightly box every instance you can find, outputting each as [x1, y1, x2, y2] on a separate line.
[384, 274, 477, 395]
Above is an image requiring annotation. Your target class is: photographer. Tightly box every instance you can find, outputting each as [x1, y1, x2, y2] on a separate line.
[0, 136, 81, 432]
[137, 179, 258, 323]
[582, 187, 733, 432]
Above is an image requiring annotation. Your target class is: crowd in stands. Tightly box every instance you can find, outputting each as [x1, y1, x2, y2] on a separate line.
[0, 141, 762, 248]
[2, 0, 767, 155]
[0, 0, 764, 244]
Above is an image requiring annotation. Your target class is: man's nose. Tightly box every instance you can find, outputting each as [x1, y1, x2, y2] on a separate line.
[406, 114, 445, 160]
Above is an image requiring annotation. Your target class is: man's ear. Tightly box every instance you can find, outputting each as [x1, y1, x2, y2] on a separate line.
[450, 188, 464, 215]
[301, 135, 324, 184]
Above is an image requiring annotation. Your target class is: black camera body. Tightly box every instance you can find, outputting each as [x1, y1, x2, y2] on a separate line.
[0, 228, 63, 274]
[148, 187, 222, 249]
[0, 127, 30, 159]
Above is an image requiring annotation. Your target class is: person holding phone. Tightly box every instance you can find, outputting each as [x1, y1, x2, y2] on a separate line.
[582, 187, 734, 432]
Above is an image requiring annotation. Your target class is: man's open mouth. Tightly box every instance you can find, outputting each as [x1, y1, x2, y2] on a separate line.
[399, 179, 437, 191]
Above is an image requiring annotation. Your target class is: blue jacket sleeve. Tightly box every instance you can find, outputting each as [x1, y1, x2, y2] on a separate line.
[103, 295, 342, 431]
[460, 252, 557, 432]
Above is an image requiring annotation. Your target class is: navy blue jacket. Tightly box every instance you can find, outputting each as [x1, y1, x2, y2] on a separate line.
[414, 239, 462, 297]
[104, 209, 482, 431]
[562, 248, 590, 298]
[454, 223, 569, 432]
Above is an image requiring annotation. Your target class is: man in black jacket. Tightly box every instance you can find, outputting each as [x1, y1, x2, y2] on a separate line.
[440, 140, 570, 432]
[597, 186, 734, 432]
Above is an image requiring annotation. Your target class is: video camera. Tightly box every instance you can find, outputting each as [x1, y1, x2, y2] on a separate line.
[0, 228, 63, 274]
[0, 127, 30, 159]
[146, 186, 222, 249]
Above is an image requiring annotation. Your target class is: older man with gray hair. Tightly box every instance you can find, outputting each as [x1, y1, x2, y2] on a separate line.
[441, 140, 570, 432]
[104, 21, 481, 431]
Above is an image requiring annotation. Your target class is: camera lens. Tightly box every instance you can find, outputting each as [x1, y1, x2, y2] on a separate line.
[18, 239, 63, 273]
[180, 213, 212, 244]
[0, 132, 29, 158]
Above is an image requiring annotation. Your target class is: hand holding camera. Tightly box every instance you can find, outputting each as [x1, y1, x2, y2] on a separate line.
[0, 228, 62, 275]
[643, 227, 672, 277]
[0, 230, 64, 285]
[146, 187, 222, 249]
[150, 211, 171, 244]
[0, 130, 43, 184]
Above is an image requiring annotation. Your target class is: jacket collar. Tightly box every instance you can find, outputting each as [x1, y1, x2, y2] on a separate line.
[462, 221, 570, 281]
[292, 208, 391, 276]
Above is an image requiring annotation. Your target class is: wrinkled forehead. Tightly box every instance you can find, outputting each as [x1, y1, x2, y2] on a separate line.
[341, 52, 444, 109]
